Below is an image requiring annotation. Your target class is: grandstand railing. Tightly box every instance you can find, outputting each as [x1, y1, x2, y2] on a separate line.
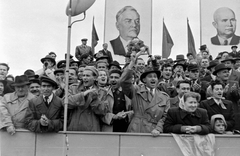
[1, 130, 240, 156]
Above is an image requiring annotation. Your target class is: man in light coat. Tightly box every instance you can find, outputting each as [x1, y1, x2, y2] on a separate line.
[120, 51, 170, 136]
[0, 75, 35, 135]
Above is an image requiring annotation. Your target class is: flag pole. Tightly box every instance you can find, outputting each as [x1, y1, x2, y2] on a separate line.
[63, 0, 72, 133]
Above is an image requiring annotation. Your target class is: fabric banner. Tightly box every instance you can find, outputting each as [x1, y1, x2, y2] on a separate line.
[104, 0, 152, 64]
[187, 19, 196, 58]
[162, 21, 174, 58]
[172, 134, 215, 156]
[200, 0, 240, 57]
[91, 17, 99, 54]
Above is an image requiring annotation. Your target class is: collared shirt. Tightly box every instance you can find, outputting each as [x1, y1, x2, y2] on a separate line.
[43, 93, 53, 104]
[146, 87, 155, 96]
[119, 36, 130, 53]
[229, 69, 232, 76]
[218, 36, 232, 45]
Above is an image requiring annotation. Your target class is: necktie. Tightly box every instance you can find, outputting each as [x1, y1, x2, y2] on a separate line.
[224, 40, 228, 45]
[149, 89, 154, 101]
[45, 96, 49, 107]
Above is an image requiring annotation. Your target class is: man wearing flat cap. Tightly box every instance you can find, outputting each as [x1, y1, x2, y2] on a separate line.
[0, 75, 35, 135]
[25, 76, 64, 132]
[229, 46, 240, 58]
[75, 38, 92, 62]
[66, 66, 107, 131]
[120, 52, 170, 136]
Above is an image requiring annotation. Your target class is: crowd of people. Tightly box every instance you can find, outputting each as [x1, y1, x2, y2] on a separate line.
[1, 38, 240, 137]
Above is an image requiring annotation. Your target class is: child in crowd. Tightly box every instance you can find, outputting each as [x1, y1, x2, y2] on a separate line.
[210, 114, 232, 134]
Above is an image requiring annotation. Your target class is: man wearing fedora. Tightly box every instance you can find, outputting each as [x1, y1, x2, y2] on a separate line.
[75, 38, 92, 61]
[201, 60, 219, 82]
[36, 55, 56, 82]
[109, 60, 121, 71]
[221, 56, 240, 85]
[0, 75, 35, 135]
[120, 51, 170, 136]
[25, 76, 64, 132]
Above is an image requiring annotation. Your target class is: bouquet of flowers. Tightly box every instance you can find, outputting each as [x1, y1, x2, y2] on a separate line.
[127, 38, 149, 55]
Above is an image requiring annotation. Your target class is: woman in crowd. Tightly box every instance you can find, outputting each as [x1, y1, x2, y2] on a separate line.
[164, 92, 211, 134]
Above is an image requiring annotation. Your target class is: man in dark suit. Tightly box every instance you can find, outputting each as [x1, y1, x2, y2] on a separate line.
[25, 76, 64, 133]
[110, 6, 140, 56]
[95, 43, 113, 64]
[199, 80, 235, 131]
[75, 38, 92, 61]
[211, 7, 240, 45]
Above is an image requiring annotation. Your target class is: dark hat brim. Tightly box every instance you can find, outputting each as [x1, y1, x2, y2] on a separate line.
[40, 77, 58, 88]
[221, 59, 235, 63]
[140, 70, 161, 83]
[54, 69, 65, 75]
[41, 57, 56, 66]
[173, 63, 186, 71]
[11, 82, 31, 87]
[213, 67, 231, 75]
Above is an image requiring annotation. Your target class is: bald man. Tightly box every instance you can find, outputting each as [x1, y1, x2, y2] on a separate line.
[211, 7, 240, 46]
[110, 6, 140, 56]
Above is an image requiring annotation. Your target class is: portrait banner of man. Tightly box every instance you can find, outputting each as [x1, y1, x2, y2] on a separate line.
[201, 0, 240, 57]
[104, 0, 152, 64]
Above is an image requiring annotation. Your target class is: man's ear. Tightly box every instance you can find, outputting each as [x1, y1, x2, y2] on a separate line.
[212, 21, 217, 29]
[116, 22, 120, 30]
[142, 77, 146, 83]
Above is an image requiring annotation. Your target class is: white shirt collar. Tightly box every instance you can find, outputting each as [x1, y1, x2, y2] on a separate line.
[43, 93, 53, 104]
[146, 87, 155, 95]
[217, 36, 233, 45]
[119, 36, 131, 53]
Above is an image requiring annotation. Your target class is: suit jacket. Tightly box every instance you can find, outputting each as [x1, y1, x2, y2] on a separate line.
[110, 36, 126, 57]
[170, 96, 180, 108]
[229, 69, 240, 85]
[163, 107, 211, 134]
[98, 49, 113, 63]
[211, 34, 240, 45]
[25, 94, 64, 132]
[199, 98, 235, 131]
[75, 45, 92, 61]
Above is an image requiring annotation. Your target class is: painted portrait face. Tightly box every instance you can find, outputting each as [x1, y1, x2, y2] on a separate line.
[213, 7, 236, 38]
[116, 9, 140, 41]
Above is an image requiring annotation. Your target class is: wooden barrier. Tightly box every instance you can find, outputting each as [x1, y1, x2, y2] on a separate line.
[1, 130, 240, 156]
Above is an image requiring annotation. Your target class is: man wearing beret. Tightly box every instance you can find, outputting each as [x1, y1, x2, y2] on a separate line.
[0, 75, 35, 135]
[75, 38, 92, 62]
[25, 76, 64, 132]
[66, 66, 107, 131]
[101, 69, 132, 132]
[120, 52, 170, 136]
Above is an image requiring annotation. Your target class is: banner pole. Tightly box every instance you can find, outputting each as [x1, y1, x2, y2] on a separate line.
[63, 0, 72, 133]
[199, 0, 202, 46]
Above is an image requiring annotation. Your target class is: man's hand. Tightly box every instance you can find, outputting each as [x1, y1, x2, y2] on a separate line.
[151, 129, 160, 136]
[7, 125, 16, 135]
[113, 111, 127, 120]
[84, 88, 97, 96]
[40, 115, 49, 126]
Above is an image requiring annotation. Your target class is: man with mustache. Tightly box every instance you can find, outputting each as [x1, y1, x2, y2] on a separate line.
[101, 69, 132, 132]
[110, 6, 140, 56]
[211, 7, 240, 45]
[29, 78, 41, 96]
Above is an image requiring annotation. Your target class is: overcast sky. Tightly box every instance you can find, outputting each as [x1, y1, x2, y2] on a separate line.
[1, 0, 201, 76]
